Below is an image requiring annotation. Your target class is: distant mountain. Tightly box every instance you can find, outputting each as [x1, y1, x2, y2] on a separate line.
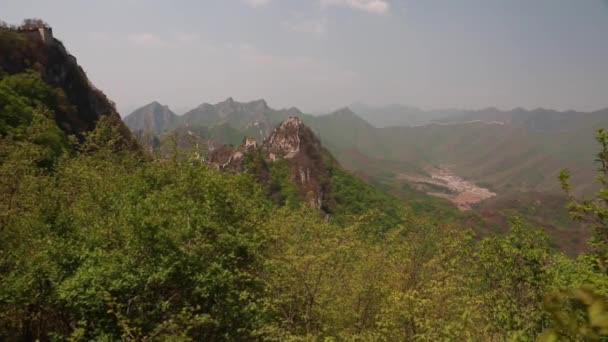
[349, 102, 463, 128]
[302, 107, 385, 157]
[123, 101, 179, 134]
[127, 98, 302, 142]
[123, 98, 607, 252]
[437, 107, 608, 132]
[181, 98, 301, 141]
[125, 99, 608, 199]
[313, 106, 608, 197]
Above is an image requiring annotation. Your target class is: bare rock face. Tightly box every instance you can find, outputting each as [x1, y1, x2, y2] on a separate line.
[209, 117, 333, 210]
[266, 117, 303, 158]
[244, 137, 257, 149]
[208, 145, 244, 171]
[263, 117, 330, 210]
[208, 137, 259, 172]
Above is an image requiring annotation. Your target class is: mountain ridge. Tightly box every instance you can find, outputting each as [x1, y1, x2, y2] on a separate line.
[125, 98, 608, 199]
[123, 101, 179, 134]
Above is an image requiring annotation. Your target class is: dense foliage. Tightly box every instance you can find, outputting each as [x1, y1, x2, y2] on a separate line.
[3, 69, 608, 340]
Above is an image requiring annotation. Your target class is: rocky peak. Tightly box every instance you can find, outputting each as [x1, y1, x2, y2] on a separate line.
[215, 98, 269, 113]
[266, 117, 304, 159]
[195, 102, 214, 111]
[124, 101, 178, 134]
[266, 117, 330, 209]
[148, 101, 165, 109]
[331, 107, 357, 117]
[249, 99, 269, 111]
[209, 117, 331, 210]
[285, 107, 303, 116]
[208, 116, 332, 207]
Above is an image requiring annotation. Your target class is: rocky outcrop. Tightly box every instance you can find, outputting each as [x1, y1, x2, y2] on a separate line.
[209, 117, 333, 210]
[266, 117, 303, 158]
[208, 137, 259, 172]
[208, 145, 245, 171]
[265, 117, 331, 209]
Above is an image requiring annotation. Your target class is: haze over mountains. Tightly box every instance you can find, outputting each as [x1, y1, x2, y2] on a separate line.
[124, 98, 606, 254]
[125, 99, 607, 197]
[123, 101, 178, 134]
[349, 102, 463, 128]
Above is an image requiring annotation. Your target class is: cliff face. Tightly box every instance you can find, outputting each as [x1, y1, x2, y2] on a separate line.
[210, 117, 333, 210]
[0, 25, 134, 145]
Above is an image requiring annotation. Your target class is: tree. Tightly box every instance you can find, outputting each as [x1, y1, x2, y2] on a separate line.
[0, 116, 274, 340]
[560, 128, 608, 273]
[474, 218, 552, 339]
[19, 18, 49, 30]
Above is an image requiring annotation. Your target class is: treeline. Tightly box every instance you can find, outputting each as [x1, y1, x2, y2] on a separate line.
[2, 70, 608, 340]
[0, 18, 50, 31]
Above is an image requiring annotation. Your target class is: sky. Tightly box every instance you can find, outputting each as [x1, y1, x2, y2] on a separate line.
[1, 0, 608, 115]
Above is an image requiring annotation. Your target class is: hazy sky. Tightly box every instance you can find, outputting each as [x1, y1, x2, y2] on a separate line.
[2, 0, 608, 115]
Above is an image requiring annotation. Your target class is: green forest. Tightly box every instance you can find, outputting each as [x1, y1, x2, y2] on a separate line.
[3, 14, 608, 340]
[2, 69, 608, 341]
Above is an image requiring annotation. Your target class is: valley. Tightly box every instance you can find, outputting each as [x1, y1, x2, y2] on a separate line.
[397, 167, 496, 210]
[124, 97, 606, 247]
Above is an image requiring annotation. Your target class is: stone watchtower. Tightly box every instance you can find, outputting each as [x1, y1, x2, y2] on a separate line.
[18, 25, 54, 46]
[38, 27, 53, 45]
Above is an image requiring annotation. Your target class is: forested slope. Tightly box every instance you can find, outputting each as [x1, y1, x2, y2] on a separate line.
[3, 20, 608, 341]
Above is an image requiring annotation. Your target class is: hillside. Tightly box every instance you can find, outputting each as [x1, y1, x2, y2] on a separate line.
[125, 98, 606, 250]
[0, 22, 135, 147]
[3, 18, 608, 342]
[207, 116, 403, 227]
[305, 106, 605, 198]
[129, 99, 605, 197]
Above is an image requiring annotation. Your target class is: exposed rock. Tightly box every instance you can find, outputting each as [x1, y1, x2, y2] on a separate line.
[244, 137, 257, 149]
[208, 136, 261, 172]
[208, 145, 241, 171]
[262, 117, 331, 210]
[209, 117, 333, 210]
[266, 117, 302, 158]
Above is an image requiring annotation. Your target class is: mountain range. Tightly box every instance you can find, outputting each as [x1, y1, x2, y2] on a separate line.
[125, 99, 608, 197]
[6, 18, 608, 341]
[349, 102, 464, 128]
